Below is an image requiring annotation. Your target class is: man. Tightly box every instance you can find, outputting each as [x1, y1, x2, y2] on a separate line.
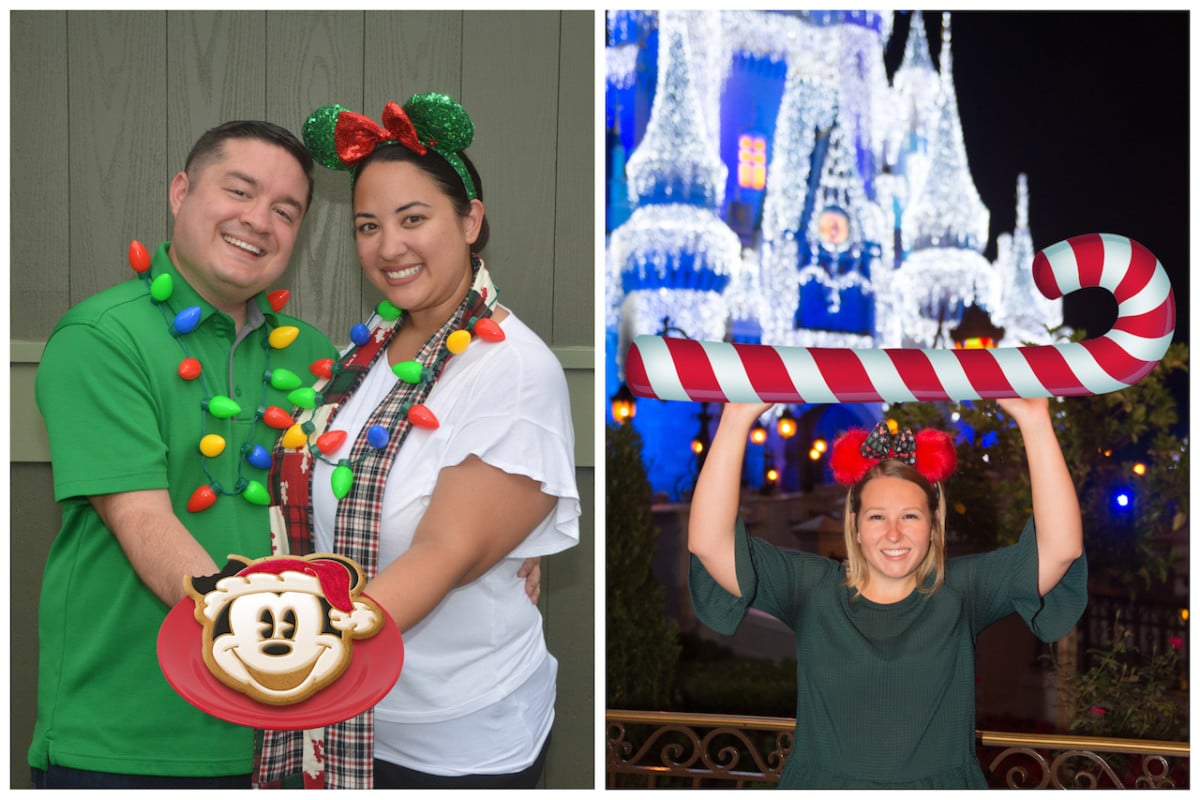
[28, 121, 337, 788]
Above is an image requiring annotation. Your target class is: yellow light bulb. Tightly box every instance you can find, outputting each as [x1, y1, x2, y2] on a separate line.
[447, 329, 472, 354]
[281, 424, 308, 449]
[269, 326, 300, 349]
[199, 434, 226, 458]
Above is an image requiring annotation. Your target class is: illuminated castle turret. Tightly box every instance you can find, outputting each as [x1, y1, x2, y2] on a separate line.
[607, 10, 742, 360]
[891, 13, 992, 347]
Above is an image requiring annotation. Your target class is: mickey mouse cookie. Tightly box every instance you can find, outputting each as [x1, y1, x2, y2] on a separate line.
[184, 553, 385, 706]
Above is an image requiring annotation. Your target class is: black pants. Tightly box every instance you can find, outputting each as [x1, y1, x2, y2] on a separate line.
[373, 734, 551, 789]
[32, 764, 251, 789]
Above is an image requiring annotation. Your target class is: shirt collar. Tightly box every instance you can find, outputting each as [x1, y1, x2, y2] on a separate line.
[150, 241, 281, 329]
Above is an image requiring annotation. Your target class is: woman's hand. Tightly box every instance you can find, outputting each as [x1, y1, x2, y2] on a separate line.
[518, 557, 542, 604]
[996, 396, 1050, 429]
[722, 402, 774, 429]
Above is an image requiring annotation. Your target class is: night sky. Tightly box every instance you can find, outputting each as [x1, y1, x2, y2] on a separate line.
[882, 10, 1189, 347]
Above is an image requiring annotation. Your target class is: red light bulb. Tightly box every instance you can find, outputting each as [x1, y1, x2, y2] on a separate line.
[262, 406, 295, 429]
[408, 404, 439, 430]
[178, 357, 202, 381]
[129, 240, 151, 274]
[316, 430, 347, 455]
[474, 318, 505, 342]
[310, 358, 334, 380]
[187, 485, 217, 512]
[267, 289, 290, 313]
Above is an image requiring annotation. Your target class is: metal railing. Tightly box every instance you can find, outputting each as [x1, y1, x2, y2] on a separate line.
[606, 709, 1189, 789]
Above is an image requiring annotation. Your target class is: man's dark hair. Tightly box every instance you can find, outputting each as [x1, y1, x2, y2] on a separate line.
[184, 120, 316, 213]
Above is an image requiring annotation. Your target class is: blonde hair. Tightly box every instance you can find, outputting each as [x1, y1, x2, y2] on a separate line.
[842, 459, 947, 597]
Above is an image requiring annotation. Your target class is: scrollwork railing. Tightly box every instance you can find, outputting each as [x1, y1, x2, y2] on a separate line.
[606, 710, 792, 788]
[980, 730, 1188, 789]
[606, 709, 1189, 789]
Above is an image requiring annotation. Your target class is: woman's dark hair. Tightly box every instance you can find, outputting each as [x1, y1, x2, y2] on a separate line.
[352, 144, 489, 252]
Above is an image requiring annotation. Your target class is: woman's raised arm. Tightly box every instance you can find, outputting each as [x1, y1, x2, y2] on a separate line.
[687, 403, 772, 596]
[996, 397, 1084, 596]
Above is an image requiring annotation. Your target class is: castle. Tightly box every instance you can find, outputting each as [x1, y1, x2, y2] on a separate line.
[605, 10, 1064, 499]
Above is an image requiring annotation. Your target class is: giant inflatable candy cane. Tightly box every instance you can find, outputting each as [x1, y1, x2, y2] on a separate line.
[625, 234, 1174, 404]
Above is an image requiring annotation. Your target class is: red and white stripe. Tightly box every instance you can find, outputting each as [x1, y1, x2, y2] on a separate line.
[624, 234, 1175, 403]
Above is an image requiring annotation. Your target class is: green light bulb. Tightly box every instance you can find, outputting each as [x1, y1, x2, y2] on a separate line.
[242, 480, 270, 506]
[331, 465, 354, 499]
[269, 368, 303, 391]
[206, 395, 241, 419]
[150, 273, 174, 302]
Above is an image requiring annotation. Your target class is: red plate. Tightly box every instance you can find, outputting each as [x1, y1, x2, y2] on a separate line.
[157, 594, 403, 730]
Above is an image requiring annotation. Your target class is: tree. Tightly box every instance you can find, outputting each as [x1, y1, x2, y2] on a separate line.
[606, 422, 681, 708]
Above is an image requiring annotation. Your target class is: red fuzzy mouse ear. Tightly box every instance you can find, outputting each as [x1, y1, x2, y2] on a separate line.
[830, 428, 874, 487]
[914, 429, 957, 483]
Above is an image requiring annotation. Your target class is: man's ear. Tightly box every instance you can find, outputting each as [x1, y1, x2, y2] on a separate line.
[168, 171, 190, 218]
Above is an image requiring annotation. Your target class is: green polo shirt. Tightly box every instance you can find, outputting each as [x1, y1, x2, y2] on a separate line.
[29, 242, 337, 777]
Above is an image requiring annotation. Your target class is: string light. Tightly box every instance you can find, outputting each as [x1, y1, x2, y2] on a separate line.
[130, 239, 297, 512]
[287, 294, 503, 501]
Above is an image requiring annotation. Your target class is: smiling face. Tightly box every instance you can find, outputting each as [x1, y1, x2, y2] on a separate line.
[167, 137, 309, 325]
[352, 158, 484, 333]
[208, 591, 349, 704]
[851, 474, 935, 600]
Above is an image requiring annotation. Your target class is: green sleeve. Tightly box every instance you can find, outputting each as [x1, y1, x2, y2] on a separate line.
[951, 517, 1087, 642]
[688, 517, 758, 635]
[36, 321, 169, 501]
[688, 516, 835, 635]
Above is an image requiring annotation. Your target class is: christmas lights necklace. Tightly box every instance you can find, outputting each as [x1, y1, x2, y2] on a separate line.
[278, 255, 504, 501]
[128, 240, 309, 513]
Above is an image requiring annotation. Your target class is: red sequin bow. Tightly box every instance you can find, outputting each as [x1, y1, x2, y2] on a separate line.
[334, 101, 427, 168]
[860, 421, 916, 465]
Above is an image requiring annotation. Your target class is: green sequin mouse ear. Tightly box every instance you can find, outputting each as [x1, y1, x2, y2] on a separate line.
[301, 94, 478, 199]
[302, 103, 353, 172]
[403, 92, 478, 200]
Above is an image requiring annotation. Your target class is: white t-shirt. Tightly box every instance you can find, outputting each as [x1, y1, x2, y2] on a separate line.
[311, 309, 580, 774]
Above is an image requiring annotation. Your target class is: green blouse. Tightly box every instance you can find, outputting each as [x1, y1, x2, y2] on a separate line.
[689, 517, 1087, 788]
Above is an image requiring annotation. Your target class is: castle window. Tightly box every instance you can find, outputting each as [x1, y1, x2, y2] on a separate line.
[737, 133, 767, 190]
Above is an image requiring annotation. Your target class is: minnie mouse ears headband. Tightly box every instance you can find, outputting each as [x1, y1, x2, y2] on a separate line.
[302, 92, 478, 200]
[830, 420, 957, 487]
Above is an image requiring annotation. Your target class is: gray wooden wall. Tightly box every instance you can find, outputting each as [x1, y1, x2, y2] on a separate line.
[9, 10, 596, 789]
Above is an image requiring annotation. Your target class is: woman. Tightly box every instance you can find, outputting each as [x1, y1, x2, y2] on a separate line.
[687, 397, 1085, 788]
[256, 94, 579, 789]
